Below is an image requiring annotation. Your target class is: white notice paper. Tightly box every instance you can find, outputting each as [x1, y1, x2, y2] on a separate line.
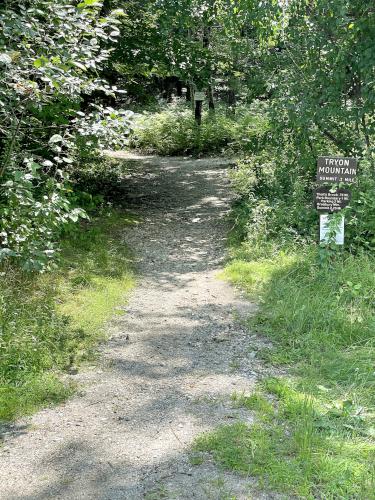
[194, 91, 205, 101]
[320, 214, 344, 245]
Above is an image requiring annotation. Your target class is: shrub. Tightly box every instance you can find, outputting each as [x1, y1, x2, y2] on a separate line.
[0, 160, 87, 271]
[129, 100, 269, 156]
[0, 2, 130, 271]
[229, 129, 375, 252]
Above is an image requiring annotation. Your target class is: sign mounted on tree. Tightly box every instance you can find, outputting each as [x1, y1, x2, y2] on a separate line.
[194, 91, 205, 101]
[314, 187, 351, 212]
[317, 156, 357, 184]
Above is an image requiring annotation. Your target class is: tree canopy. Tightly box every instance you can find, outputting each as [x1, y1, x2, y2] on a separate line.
[0, 0, 374, 269]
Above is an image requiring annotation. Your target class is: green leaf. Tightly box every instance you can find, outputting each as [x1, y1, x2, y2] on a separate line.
[77, 0, 102, 8]
[0, 53, 12, 65]
[0, 248, 17, 259]
[13, 170, 24, 181]
[34, 56, 49, 68]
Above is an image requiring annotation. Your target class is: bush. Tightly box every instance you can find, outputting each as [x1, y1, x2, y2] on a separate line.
[0, 2, 131, 272]
[0, 160, 87, 271]
[229, 127, 375, 252]
[129, 100, 268, 156]
[70, 157, 134, 204]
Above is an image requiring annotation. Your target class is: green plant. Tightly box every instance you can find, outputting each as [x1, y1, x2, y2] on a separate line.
[129, 101, 268, 156]
[195, 381, 375, 498]
[0, 209, 135, 421]
[0, 1, 130, 270]
[0, 160, 87, 271]
[232, 392, 274, 418]
[70, 157, 134, 203]
[212, 233, 375, 497]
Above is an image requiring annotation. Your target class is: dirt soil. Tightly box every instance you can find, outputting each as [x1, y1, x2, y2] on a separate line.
[0, 155, 278, 500]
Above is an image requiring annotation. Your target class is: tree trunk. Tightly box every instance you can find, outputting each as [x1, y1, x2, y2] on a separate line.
[176, 80, 183, 97]
[227, 87, 236, 114]
[208, 85, 215, 113]
[195, 99, 202, 126]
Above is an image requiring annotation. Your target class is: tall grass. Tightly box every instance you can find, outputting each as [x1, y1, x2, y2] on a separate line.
[225, 246, 375, 400]
[0, 210, 136, 421]
[194, 241, 375, 497]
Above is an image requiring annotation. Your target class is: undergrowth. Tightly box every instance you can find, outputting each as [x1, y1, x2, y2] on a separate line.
[193, 242, 375, 498]
[129, 100, 268, 156]
[193, 189, 375, 498]
[0, 209, 136, 421]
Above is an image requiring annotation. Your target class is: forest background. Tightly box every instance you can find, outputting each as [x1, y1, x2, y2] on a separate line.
[0, 1, 374, 497]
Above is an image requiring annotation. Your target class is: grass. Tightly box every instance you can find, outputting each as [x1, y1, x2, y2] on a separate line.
[129, 100, 268, 156]
[193, 242, 375, 498]
[0, 209, 136, 422]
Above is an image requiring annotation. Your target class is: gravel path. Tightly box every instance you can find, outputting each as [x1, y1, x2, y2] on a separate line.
[0, 155, 275, 500]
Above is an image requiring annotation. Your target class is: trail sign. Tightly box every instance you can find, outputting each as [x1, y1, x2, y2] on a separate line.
[314, 187, 351, 212]
[194, 91, 205, 101]
[320, 214, 345, 245]
[317, 156, 357, 184]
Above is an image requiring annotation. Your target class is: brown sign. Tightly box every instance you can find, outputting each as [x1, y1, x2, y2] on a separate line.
[314, 187, 351, 212]
[317, 156, 357, 184]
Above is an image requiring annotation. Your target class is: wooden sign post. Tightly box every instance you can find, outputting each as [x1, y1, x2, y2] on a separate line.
[314, 156, 357, 245]
[194, 91, 205, 126]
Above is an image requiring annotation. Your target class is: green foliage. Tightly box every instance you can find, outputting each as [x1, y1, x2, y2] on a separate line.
[194, 392, 375, 498]
[72, 107, 134, 161]
[109, 0, 279, 106]
[346, 173, 375, 249]
[0, 374, 75, 424]
[225, 248, 375, 372]
[230, 126, 375, 251]
[57, 210, 136, 336]
[70, 157, 134, 203]
[129, 101, 268, 156]
[0, 209, 135, 421]
[269, 0, 375, 161]
[0, 0, 124, 161]
[229, 138, 316, 247]
[231, 392, 274, 418]
[0, 1, 130, 271]
[216, 241, 375, 497]
[116, 0, 375, 249]
[0, 160, 87, 271]
[218, 67, 375, 490]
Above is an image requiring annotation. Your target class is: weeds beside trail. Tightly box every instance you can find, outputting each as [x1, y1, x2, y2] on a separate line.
[194, 242, 375, 498]
[0, 210, 135, 421]
[129, 101, 268, 156]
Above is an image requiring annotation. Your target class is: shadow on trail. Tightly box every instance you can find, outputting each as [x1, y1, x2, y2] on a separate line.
[1, 156, 259, 500]
[21, 440, 224, 500]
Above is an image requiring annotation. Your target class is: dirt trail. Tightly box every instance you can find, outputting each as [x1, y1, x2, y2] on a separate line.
[0, 155, 274, 500]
